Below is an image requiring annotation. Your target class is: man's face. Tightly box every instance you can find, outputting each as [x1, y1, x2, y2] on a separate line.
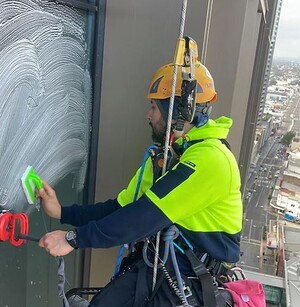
[147, 100, 167, 145]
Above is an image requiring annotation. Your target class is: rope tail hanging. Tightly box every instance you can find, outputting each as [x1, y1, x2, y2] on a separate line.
[152, 0, 189, 292]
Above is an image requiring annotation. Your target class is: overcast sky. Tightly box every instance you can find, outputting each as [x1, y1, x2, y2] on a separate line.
[274, 0, 300, 59]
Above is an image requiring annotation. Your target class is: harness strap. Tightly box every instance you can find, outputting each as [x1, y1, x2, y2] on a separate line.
[184, 249, 217, 307]
[133, 260, 149, 307]
[173, 138, 231, 156]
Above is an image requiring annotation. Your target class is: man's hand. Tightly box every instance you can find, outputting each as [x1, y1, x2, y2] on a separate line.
[36, 180, 61, 219]
[39, 230, 74, 256]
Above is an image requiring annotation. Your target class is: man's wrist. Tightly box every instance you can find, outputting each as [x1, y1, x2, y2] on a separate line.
[65, 229, 78, 249]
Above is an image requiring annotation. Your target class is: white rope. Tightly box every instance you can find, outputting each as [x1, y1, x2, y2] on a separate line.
[162, 0, 187, 174]
[152, 0, 188, 292]
[201, 0, 213, 64]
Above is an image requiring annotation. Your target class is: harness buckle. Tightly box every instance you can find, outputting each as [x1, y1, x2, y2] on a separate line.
[208, 260, 235, 276]
[183, 284, 193, 298]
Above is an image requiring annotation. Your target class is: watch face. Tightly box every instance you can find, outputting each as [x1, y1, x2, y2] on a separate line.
[66, 231, 76, 240]
[66, 230, 78, 249]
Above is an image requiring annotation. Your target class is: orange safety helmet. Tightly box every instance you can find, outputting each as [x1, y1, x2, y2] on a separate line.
[146, 62, 217, 104]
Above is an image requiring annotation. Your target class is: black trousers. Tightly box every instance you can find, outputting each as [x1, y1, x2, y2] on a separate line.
[88, 259, 232, 307]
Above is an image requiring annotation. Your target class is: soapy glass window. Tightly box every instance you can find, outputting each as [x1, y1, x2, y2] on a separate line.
[0, 1, 97, 306]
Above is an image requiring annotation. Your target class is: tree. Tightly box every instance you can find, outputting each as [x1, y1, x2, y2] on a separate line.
[281, 131, 296, 146]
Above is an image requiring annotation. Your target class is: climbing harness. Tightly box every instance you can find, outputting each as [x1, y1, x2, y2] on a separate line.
[112, 139, 235, 306]
[111, 134, 234, 305]
[141, 224, 235, 307]
[146, 138, 233, 304]
[143, 226, 194, 307]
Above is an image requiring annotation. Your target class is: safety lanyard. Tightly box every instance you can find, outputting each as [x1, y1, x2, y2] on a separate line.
[113, 144, 158, 277]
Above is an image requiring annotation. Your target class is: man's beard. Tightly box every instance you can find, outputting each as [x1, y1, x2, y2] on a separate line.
[150, 118, 167, 145]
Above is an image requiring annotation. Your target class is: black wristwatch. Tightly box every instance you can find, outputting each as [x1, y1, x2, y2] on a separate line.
[65, 230, 78, 249]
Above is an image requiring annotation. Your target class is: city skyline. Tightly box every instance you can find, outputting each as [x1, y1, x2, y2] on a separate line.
[274, 0, 300, 60]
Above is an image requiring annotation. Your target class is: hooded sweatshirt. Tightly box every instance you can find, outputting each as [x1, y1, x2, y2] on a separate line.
[61, 116, 243, 265]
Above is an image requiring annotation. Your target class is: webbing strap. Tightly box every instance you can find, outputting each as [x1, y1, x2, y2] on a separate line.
[133, 261, 149, 307]
[57, 256, 70, 307]
[173, 138, 231, 156]
[184, 249, 217, 307]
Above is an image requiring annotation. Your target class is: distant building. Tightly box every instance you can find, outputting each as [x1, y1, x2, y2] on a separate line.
[266, 92, 288, 102]
[250, 116, 279, 169]
[275, 224, 300, 304]
[250, 129, 262, 167]
[290, 138, 300, 154]
[272, 151, 300, 219]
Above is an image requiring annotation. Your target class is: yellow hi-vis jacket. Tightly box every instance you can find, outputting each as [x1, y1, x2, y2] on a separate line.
[117, 116, 243, 263]
[63, 116, 242, 267]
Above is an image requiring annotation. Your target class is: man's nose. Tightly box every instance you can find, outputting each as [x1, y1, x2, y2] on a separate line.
[146, 110, 151, 121]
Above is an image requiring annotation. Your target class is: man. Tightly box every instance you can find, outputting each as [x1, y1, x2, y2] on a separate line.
[38, 43, 242, 306]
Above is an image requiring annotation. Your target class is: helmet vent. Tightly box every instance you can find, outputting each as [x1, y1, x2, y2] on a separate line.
[149, 76, 163, 94]
[196, 82, 203, 93]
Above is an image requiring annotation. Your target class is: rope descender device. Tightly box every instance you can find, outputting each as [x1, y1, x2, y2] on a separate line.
[174, 36, 198, 127]
[0, 211, 29, 246]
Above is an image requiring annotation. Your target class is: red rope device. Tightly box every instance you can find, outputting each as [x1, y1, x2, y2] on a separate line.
[0, 211, 29, 246]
